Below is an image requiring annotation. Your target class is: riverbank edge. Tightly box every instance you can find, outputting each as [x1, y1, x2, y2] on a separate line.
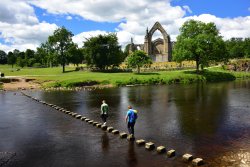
[1, 69, 249, 91]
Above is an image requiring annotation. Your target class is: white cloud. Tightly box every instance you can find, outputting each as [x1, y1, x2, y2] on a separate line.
[0, 0, 38, 25]
[183, 5, 192, 14]
[181, 14, 250, 40]
[66, 16, 72, 20]
[0, 22, 58, 52]
[1, 0, 250, 52]
[0, 0, 58, 52]
[73, 30, 107, 47]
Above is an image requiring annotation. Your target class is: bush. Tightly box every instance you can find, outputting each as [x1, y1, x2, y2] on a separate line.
[33, 63, 42, 68]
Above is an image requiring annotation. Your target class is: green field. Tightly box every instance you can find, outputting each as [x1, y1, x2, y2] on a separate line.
[0, 65, 250, 88]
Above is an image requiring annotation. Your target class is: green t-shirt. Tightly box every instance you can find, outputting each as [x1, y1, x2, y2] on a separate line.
[101, 103, 109, 115]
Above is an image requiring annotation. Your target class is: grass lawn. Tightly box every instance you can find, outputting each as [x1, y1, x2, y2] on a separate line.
[1, 65, 250, 88]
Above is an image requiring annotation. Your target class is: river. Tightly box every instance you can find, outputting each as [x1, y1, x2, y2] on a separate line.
[0, 80, 249, 166]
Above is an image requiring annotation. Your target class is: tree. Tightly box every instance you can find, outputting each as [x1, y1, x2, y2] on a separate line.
[67, 44, 84, 66]
[84, 33, 124, 70]
[16, 56, 26, 68]
[0, 50, 7, 64]
[243, 38, 250, 58]
[225, 38, 245, 59]
[48, 26, 74, 72]
[25, 49, 35, 66]
[173, 20, 226, 71]
[7, 51, 16, 68]
[126, 50, 152, 73]
[36, 41, 56, 67]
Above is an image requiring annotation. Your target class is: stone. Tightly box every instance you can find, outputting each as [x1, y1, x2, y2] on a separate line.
[111, 130, 119, 134]
[192, 158, 204, 166]
[145, 142, 155, 150]
[71, 113, 77, 117]
[65, 111, 70, 114]
[107, 127, 114, 132]
[127, 135, 135, 141]
[75, 115, 82, 119]
[182, 154, 193, 162]
[167, 149, 176, 157]
[96, 124, 102, 128]
[88, 120, 94, 124]
[81, 117, 87, 120]
[92, 122, 98, 126]
[101, 125, 107, 130]
[120, 132, 128, 138]
[85, 119, 90, 122]
[136, 139, 145, 145]
[157, 146, 166, 153]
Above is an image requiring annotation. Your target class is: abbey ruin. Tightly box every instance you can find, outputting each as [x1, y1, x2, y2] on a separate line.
[128, 22, 173, 62]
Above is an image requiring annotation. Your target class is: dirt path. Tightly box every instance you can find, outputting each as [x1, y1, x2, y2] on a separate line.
[2, 77, 41, 90]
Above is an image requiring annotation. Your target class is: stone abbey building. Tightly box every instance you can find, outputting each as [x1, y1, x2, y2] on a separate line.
[128, 22, 173, 62]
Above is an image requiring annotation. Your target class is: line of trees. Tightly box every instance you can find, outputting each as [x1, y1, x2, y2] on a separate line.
[173, 20, 250, 71]
[1, 21, 250, 73]
[0, 27, 126, 73]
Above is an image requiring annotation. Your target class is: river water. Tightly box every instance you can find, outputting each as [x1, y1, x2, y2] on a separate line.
[0, 80, 249, 166]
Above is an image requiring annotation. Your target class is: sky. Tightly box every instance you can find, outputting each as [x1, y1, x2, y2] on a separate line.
[0, 0, 250, 52]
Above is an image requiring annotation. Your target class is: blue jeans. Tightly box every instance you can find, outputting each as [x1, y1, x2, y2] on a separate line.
[127, 122, 135, 135]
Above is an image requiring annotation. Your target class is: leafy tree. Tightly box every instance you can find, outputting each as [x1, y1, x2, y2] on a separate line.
[173, 20, 226, 71]
[36, 41, 56, 67]
[7, 51, 16, 68]
[225, 38, 244, 59]
[16, 56, 26, 68]
[126, 50, 152, 73]
[244, 38, 250, 58]
[0, 50, 7, 64]
[48, 26, 74, 72]
[84, 33, 124, 70]
[25, 49, 35, 66]
[67, 44, 84, 66]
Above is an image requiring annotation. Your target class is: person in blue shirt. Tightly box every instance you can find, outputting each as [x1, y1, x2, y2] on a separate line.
[125, 105, 138, 138]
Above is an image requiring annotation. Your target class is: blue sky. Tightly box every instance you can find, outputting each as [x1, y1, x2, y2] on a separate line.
[0, 0, 250, 52]
[171, 0, 250, 18]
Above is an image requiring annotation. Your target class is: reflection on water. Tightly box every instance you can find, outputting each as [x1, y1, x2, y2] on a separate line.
[101, 132, 109, 152]
[126, 142, 137, 167]
[0, 80, 250, 166]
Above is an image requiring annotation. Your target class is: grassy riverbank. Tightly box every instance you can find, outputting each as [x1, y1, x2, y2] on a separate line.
[1, 65, 250, 88]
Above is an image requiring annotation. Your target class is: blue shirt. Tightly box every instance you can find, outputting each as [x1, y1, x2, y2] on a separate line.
[127, 109, 138, 123]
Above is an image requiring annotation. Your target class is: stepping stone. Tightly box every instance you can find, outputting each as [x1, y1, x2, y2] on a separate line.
[111, 130, 119, 134]
[167, 149, 176, 157]
[145, 142, 155, 150]
[182, 153, 193, 162]
[81, 117, 87, 121]
[119, 132, 128, 138]
[136, 139, 145, 145]
[71, 113, 77, 117]
[88, 120, 94, 124]
[192, 158, 204, 166]
[75, 115, 82, 119]
[92, 122, 98, 126]
[157, 146, 166, 153]
[85, 119, 90, 122]
[107, 127, 114, 132]
[65, 111, 70, 114]
[96, 124, 102, 128]
[101, 125, 107, 130]
[127, 135, 135, 141]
